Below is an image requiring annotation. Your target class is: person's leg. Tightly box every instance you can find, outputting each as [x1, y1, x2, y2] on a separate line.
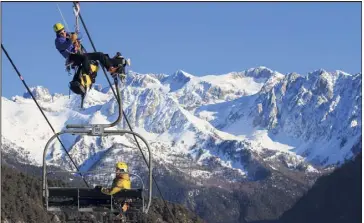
[69, 53, 91, 74]
[68, 54, 83, 66]
[110, 57, 125, 67]
[84, 52, 113, 70]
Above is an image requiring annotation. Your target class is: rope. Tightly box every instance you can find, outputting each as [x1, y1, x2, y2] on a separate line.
[56, 4, 70, 32]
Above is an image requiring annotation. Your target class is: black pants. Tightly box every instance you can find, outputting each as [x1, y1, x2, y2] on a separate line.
[69, 52, 123, 75]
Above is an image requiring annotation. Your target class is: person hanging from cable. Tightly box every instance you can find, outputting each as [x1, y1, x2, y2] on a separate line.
[53, 23, 129, 79]
[100, 161, 132, 219]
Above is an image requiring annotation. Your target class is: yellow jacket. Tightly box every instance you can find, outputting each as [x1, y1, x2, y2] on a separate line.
[101, 173, 131, 195]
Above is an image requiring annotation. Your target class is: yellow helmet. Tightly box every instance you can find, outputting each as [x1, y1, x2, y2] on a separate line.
[115, 162, 128, 172]
[53, 23, 64, 32]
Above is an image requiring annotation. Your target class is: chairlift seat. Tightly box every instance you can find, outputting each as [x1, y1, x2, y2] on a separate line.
[47, 187, 143, 212]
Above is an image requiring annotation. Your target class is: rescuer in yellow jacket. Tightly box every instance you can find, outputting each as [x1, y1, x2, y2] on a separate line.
[101, 162, 131, 195]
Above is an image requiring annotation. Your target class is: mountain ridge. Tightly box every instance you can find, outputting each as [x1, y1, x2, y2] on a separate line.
[2, 66, 360, 171]
[2, 66, 360, 223]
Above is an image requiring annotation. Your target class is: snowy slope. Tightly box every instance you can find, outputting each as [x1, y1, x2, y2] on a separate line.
[1, 67, 361, 184]
[196, 69, 362, 166]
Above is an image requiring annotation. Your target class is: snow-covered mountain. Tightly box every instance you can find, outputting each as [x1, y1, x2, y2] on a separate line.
[196, 69, 361, 166]
[1, 67, 361, 186]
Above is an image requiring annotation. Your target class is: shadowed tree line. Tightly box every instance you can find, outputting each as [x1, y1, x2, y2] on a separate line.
[252, 152, 362, 223]
[1, 164, 204, 223]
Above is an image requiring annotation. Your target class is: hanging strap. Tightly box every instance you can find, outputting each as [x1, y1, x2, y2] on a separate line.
[72, 2, 82, 54]
[73, 2, 80, 34]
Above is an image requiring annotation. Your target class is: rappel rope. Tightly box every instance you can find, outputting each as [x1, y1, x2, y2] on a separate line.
[1, 44, 90, 188]
[56, 4, 70, 32]
[73, 2, 177, 222]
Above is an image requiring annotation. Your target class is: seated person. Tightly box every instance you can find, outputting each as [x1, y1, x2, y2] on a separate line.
[101, 162, 131, 217]
[101, 161, 131, 195]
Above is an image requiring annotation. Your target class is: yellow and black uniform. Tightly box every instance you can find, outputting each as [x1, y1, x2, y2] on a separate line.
[101, 162, 131, 195]
[101, 162, 132, 215]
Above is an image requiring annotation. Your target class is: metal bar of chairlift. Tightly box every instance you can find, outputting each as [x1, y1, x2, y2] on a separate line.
[42, 129, 153, 214]
[66, 77, 122, 129]
[43, 76, 152, 214]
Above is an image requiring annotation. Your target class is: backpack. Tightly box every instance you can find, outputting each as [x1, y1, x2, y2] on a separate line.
[69, 62, 98, 95]
[69, 78, 87, 95]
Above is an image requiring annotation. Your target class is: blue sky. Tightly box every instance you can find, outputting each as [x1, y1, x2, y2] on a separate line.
[2, 2, 361, 98]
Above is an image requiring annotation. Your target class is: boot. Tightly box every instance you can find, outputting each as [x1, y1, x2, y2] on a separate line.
[122, 203, 129, 212]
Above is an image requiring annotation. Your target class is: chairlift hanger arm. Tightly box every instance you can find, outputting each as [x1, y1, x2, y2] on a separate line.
[66, 77, 122, 129]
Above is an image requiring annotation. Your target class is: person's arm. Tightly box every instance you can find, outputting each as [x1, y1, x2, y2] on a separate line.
[56, 36, 75, 54]
[101, 178, 117, 195]
[69, 32, 83, 52]
[101, 186, 122, 195]
[101, 181, 122, 195]
[101, 178, 126, 195]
